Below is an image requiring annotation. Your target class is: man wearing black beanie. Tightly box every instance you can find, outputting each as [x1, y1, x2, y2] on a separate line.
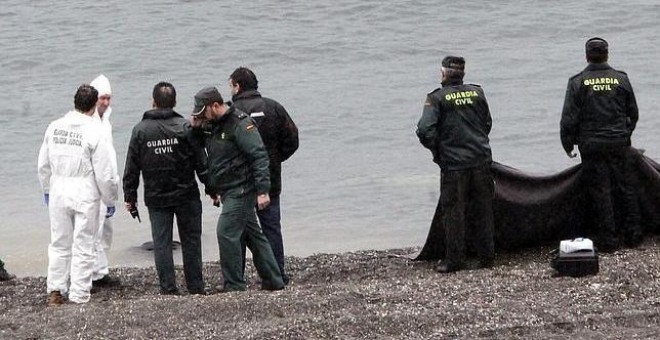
[560, 37, 642, 251]
[416, 56, 495, 273]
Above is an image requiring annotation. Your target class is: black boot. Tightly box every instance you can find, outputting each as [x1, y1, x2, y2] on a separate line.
[92, 275, 121, 288]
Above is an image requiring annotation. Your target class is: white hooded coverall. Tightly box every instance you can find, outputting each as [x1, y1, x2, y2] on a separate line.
[38, 110, 118, 303]
[90, 74, 118, 280]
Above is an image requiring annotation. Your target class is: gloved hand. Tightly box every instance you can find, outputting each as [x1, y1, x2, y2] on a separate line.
[44, 193, 49, 206]
[105, 206, 116, 218]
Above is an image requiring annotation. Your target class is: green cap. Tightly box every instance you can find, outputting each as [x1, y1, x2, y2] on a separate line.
[192, 86, 223, 116]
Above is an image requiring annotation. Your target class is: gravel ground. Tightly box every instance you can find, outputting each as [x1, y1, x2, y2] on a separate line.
[1, 236, 659, 339]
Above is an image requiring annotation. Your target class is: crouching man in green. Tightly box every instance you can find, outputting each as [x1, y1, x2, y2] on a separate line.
[190, 86, 284, 292]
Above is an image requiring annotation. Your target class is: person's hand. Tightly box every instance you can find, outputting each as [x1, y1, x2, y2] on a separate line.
[210, 193, 220, 207]
[125, 201, 141, 223]
[257, 193, 270, 210]
[190, 115, 205, 128]
[124, 202, 136, 212]
[44, 193, 49, 206]
[105, 206, 116, 218]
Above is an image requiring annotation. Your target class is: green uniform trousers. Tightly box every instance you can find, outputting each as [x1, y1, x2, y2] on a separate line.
[217, 189, 283, 291]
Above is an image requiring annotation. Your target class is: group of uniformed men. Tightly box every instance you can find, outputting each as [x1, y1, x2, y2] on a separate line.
[6, 36, 643, 304]
[36, 68, 298, 305]
[416, 37, 642, 273]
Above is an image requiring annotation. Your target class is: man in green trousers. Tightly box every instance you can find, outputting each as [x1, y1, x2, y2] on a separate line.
[190, 86, 284, 292]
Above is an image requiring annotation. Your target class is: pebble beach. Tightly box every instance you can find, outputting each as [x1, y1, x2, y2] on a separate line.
[1, 236, 659, 339]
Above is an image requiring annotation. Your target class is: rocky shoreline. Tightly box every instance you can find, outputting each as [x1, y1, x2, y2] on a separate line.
[1, 236, 659, 339]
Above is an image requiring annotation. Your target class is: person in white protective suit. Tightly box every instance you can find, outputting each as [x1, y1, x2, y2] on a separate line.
[38, 84, 118, 305]
[89, 74, 121, 288]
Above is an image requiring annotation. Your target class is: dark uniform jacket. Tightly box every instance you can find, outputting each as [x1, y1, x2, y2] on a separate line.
[123, 108, 207, 207]
[231, 90, 298, 197]
[197, 106, 271, 197]
[560, 62, 638, 154]
[416, 79, 493, 171]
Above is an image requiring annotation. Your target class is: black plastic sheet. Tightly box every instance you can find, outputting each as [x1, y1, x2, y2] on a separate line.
[414, 148, 660, 261]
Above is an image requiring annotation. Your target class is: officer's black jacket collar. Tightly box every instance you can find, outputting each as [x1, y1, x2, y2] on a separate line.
[441, 78, 464, 87]
[232, 89, 262, 102]
[142, 108, 182, 120]
[585, 62, 612, 71]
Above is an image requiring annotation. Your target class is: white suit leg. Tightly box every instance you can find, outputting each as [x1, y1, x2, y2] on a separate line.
[47, 202, 74, 294]
[92, 202, 113, 280]
[68, 200, 100, 303]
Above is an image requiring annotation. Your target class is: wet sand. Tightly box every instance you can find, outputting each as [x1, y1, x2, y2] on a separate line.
[1, 236, 659, 339]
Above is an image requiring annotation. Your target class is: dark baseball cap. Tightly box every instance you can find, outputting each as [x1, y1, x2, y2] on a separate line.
[585, 37, 608, 55]
[192, 86, 224, 116]
[441, 56, 465, 70]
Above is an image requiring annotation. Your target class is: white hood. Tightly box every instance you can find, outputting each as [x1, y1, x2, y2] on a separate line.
[91, 74, 113, 123]
[90, 74, 112, 97]
[90, 74, 117, 176]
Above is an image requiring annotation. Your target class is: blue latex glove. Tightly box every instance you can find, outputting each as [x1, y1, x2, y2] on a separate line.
[44, 193, 49, 206]
[105, 206, 116, 218]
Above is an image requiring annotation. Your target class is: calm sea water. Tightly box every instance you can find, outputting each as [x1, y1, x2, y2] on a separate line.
[1, 0, 659, 276]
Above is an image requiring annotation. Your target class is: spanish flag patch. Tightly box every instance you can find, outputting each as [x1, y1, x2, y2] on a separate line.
[246, 124, 255, 131]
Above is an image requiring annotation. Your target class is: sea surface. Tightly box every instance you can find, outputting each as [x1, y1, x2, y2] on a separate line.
[1, 0, 659, 276]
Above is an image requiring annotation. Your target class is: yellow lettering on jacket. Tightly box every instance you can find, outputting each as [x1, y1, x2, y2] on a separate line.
[583, 77, 619, 92]
[444, 90, 479, 101]
[444, 91, 478, 106]
[593, 84, 612, 91]
[583, 77, 620, 86]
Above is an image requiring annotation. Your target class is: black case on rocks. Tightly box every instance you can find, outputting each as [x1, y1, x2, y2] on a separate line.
[551, 249, 599, 277]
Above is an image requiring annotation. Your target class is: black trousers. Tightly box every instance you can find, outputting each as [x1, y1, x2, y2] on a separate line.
[256, 195, 288, 283]
[440, 164, 495, 266]
[580, 145, 641, 248]
[147, 200, 204, 293]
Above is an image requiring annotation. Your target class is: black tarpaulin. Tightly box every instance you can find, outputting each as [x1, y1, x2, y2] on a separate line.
[414, 148, 660, 261]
